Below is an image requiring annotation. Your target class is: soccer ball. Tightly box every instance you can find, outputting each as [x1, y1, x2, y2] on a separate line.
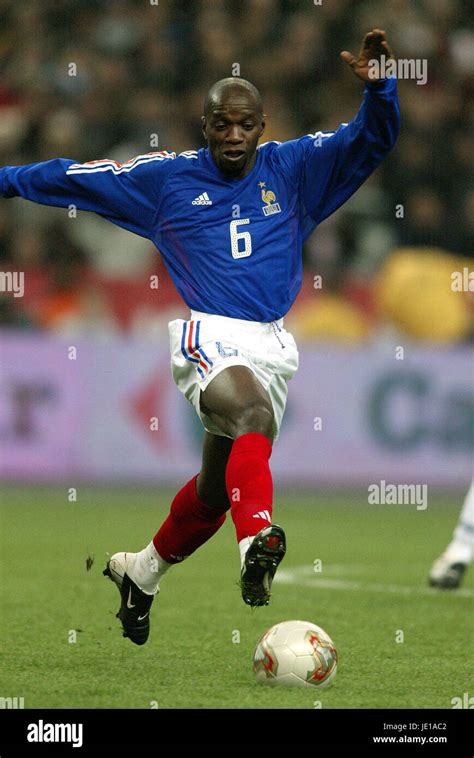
[253, 620, 337, 688]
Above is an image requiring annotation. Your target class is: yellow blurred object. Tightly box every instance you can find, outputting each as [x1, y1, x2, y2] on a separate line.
[290, 293, 369, 343]
[376, 247, 471, 342]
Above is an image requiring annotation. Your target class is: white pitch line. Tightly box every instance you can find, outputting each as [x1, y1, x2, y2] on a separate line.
[275, 566, 474, 599]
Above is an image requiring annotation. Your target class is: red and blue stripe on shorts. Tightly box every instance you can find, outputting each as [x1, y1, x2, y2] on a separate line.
[181, 319, 214, 379]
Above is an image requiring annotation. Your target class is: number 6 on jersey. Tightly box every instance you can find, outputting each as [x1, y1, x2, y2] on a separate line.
[230, 218, 252, 259]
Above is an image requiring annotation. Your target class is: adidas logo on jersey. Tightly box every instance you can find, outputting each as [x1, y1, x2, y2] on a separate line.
[252, 510, 271, 522]
[192, 192, 212, 205]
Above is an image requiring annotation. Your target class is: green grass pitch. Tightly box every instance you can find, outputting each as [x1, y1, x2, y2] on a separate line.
[0, 485, 472, 709]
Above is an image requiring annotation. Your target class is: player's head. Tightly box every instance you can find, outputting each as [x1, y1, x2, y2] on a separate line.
[202, 77, 265, 179]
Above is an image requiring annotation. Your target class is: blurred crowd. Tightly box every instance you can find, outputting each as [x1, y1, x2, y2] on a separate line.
[0, 0, 472, 343]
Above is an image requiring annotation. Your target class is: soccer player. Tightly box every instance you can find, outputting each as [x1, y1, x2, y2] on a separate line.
[429, 479, 474, 589]
[0, 30, 399, 644]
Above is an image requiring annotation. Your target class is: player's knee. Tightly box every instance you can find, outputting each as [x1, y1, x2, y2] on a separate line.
[232, 401, 274, 438]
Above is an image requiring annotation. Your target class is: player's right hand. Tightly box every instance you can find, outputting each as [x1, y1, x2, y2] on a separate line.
[340, 29, 395, 83]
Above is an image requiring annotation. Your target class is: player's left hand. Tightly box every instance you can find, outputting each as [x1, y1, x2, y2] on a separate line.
[340, 29, 394, 82]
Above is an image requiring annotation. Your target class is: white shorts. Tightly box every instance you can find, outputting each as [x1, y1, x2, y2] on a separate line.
[168, 310, 299, 441]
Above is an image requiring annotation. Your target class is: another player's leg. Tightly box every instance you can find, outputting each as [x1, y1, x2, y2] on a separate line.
[200, 365, 286, 606]
[429, 479, 474, 589]
[104, 433, 231, 644]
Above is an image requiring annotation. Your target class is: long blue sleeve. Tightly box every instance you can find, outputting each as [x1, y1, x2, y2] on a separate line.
[0, 152, 174, 239]
[0, 88, 400, 322]
[275, 78, 400, 227]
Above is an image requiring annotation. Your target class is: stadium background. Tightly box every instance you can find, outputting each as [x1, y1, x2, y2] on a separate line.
[0, 0, 472, 486]
[0, 0, 473, 715]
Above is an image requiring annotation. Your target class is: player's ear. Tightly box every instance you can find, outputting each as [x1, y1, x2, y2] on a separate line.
[259, 116, 266, 137]
[201, 116, 207, 139]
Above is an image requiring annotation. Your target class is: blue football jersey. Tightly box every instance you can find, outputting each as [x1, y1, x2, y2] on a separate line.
[0, 79, 399, 322]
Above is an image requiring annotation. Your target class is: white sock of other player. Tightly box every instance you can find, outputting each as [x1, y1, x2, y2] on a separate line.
[128, 541, 172, 594]
[445, 478, 474, 564]
[239, 536, 255, 570]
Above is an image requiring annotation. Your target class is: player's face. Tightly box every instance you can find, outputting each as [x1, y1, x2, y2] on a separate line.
[202, 95, 265, 179]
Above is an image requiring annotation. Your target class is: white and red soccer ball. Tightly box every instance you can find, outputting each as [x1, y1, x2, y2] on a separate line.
[253, 620, 338, 688]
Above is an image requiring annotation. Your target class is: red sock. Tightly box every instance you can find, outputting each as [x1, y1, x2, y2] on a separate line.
[225, 432, 273, 542]
[153, 475, 226, 563]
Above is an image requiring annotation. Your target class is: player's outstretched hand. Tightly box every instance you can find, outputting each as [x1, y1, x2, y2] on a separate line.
[340, 29, 394, 82]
